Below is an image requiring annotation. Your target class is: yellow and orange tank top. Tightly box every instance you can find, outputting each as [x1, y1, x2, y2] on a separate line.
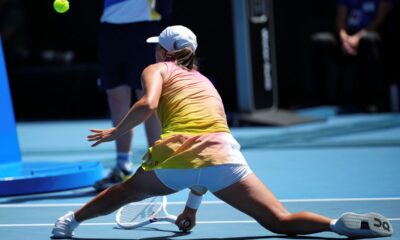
[142, 61, 235, 170]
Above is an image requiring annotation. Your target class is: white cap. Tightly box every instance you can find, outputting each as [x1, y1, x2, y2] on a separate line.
[146, 25, 198, 52]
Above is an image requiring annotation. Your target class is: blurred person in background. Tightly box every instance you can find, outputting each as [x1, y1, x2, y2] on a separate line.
[308, 0, 394, 113]
[94, 0, 173, 192]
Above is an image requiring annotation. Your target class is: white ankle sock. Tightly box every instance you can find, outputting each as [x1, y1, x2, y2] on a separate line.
[329, 219, 339, 233]
[116, 152, 133, 172]
[70, 212, 80, 229]
[330, 218, 356, 236]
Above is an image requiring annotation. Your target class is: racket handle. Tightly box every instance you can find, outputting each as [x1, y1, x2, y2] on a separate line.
[179, 218, 192, 232]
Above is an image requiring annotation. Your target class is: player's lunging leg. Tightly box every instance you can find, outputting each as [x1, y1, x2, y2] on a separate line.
[213, 173, 331, 235]
[213, 173, 393, 238]
[52, 168, 176, 238]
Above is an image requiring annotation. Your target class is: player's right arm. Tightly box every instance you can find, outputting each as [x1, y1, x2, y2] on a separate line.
[176, 187, 207, 231]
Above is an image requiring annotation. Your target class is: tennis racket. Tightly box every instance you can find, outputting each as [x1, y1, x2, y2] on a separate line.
[116, 196, 190, 230]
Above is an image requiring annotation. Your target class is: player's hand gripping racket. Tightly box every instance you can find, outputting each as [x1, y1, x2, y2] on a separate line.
[116, 196, 191, 231]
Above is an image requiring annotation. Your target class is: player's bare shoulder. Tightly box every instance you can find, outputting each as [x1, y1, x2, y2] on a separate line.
[142, 62, 168, 80]
[142, 62, 167, 75]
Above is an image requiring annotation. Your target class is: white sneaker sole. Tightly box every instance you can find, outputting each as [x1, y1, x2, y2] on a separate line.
[339, 212, 393, 238]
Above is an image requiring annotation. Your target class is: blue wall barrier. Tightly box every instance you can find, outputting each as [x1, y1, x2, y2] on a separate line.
[0, 37, 103, 196]
[0, 37, 22, 164]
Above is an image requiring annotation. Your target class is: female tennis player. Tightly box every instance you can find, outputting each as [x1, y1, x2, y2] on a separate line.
[52, 25, 393, 239]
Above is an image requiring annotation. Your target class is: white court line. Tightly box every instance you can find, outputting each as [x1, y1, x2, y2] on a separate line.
[1, 197, 400, 208]
[1, 221, 254, 227]
[1, 219, 400, 228]
[280, 197, 400, 203]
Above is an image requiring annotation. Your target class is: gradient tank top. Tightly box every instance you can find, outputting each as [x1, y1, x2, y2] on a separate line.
[141, 62, 236, 170]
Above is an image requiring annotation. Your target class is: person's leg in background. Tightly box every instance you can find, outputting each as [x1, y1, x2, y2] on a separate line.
[135, 89, 162, 147]
[339, 51, 360, 113]
[131, 21, 163, 149]
[94, 22, 162, 191]
[94, 22, 134, 191]
[357, 32, 384, 112]
[384, 22, 400, 112]
[108, 86, 133, 171]
[388, 3, 400, 112]
[307, 32, 340, 106]
[92, 84, 135, 191]
[94, 86, 162, 192]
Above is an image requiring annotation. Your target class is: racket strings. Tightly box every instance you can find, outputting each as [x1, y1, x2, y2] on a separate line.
[119, 198, 162, 224]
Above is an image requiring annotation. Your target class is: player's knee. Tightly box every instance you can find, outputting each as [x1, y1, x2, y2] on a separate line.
[264, 213, 295, 235]
[256, 214, 280, 234]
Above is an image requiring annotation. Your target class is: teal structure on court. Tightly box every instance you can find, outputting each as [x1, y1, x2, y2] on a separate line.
[0, 37, 103, 196]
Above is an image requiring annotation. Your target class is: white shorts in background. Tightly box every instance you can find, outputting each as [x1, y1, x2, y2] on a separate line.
[154, 164, 253, 193]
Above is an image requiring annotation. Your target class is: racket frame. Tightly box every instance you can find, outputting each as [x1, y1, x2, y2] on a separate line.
[116, 196, 177, 229]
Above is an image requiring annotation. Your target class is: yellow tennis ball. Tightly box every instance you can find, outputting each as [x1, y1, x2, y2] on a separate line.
[53, 0, 70, 14]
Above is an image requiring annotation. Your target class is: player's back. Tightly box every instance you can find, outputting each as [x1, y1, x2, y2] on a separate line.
[158, 61, 230, 138]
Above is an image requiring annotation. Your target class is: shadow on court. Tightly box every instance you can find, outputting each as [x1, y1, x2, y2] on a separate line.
[71, 235, 344, 240]
[113, 226, 187, 233]
[72, 230, 191, 240]
[74, 224, 346, 240]
[1, 189, 97, 204]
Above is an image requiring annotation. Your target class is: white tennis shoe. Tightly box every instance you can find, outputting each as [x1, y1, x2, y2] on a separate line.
[51, 211, 79, 239]
[333, 212, 393, 238]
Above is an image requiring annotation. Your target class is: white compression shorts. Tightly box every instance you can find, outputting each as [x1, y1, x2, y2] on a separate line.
[154, 164, 253, 193]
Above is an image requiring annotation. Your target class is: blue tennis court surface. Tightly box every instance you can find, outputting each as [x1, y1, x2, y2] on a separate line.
[1, 112, 399, 239]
